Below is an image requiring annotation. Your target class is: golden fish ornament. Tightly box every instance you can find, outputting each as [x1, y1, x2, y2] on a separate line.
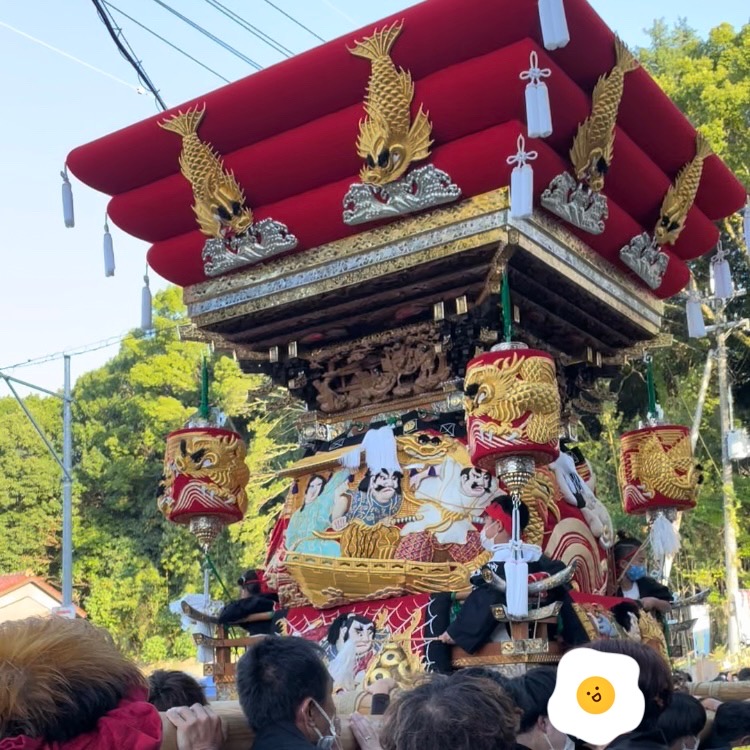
[654, 133, 712, 246]
[160, 105, 253, 238]
[570, 37, 639, 193]
[349, 20, 432, 185]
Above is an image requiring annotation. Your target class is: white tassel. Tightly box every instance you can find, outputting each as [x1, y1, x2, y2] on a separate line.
[361, 425, 400, 474]
[686, 290, 706, 339]
[507, 135, 538, 219]
[744, 199, 750, 250]
[103, 216, 115, 277]
[339, 447, 362, 470]
[520, 52, 552, 139]
[61, 167, 74, 228]
[505, 560, 529, 617]
[650, 512, 680, 559]
[538, 0, 570, 50]
[141, 274, 153, 331]
[711, 242, 734, 299]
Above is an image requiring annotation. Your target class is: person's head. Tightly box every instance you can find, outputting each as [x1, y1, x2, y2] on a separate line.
[304, 475, 327, 504]
[737, 668, 750, 682]
[327, 614, 375, 656]
[583, 639, 672, 729]
[656, 692, 706, 750]
[380, 674, 518, 750]
[506, 668, 572, 750]
[705, 700, 750, 748]
[363, 469, 402, 504]
[672, 670, 693, 693]
[237, 636, 337, 744]
[459, 467, 493, 498]
[238, 568, 262, 598]
[0, 616, 146, 742]
[147, 670, 207, 712]
[613, 531, 647, 581]
[483, 496, 530, 547]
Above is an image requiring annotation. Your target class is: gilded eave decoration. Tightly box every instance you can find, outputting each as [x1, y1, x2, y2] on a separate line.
[343, 20, 460, 225]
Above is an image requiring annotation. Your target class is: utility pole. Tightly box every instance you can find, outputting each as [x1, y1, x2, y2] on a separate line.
[716, 317, 741, 655]
[62, 355, 73, 607]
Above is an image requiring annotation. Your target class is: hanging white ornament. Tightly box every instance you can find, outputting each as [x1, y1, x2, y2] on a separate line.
[711, 242, 734, 299]
[103, 215, 115, 278]
[520, 51, 552, 138]
[507, 135, 538, 219]
[685, 288, 706, 339]
[141, 273, 153, 331]
[61, 166, 74, 228]
[538, 0, 570, 50]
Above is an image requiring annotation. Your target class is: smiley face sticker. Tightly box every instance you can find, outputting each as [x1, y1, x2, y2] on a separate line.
[548, 648, 645, 746]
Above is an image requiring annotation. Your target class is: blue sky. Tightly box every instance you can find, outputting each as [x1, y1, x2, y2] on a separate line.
[1, 0, 748, 396]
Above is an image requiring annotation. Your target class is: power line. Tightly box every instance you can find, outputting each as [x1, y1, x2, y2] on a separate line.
[91, 0, 168, 110]
[258, 0, 326, 43]
[201, 0, 294, 58]
[0, 19, 141, 93]
[103, 1, 230, 84]
[150, 0, 262, 71]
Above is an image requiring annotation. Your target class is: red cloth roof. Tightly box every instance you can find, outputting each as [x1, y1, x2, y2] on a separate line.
[67, 0, 745, 299]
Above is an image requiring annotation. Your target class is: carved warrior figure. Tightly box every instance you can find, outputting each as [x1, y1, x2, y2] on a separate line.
[160, 106, 253, 239]
[569, 37, 639, 193]
[349, 20, 432, 186]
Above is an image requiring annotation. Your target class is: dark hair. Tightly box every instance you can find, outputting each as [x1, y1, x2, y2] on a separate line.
[584, 640, 672, 727]
[237, 636, 331, 731]
[705, 701, 750, 748]
[304, 474, 328, 500]
[456, 667, 511, 691]
[506, 667, 557, 733]
[459, 467, 492, 491]
[656, 693, 706, 743]
[238, 568, 261, 593]
[738, 667, 750, 681]
[326, 613, 374, 647]
[493, 495, 530, 532]
[359, 469, 403, 493]
[613, 530, 643, 563]
[147, 670, 207, 711]
[380, 674, 518, 750]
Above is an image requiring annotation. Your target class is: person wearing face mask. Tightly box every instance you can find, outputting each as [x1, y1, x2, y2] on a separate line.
[703, 701, 750, 749]
[237, 636, 341, 750]
[439, 496, 588, 652]
[506, 667, 575, 750]
[656, 693, 706, 750]
[613, 531, 674, 621]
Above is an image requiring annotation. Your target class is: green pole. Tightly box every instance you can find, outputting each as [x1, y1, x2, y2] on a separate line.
[646, 357, 657, 419]
[199, 357, 210, 421]
[501, 271, 512, 343]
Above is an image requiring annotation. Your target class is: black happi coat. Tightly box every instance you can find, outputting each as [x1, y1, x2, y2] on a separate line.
[446, 555, 588, 654]
[217, 593, 279, 635]
[617, 575, 673, 623]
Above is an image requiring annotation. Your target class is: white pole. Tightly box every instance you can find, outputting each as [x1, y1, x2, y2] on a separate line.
[62, 355, 73, 608]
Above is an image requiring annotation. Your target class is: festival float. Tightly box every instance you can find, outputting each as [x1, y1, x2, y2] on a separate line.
[66, 0, 744, 701]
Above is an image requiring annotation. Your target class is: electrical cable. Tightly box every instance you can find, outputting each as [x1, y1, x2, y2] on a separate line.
[150, 0, 262, 71]
[91, 0, 168, 109]
[103, 1, 231, 83]
[201, 0, 294, 57]
[0, 19, 140, 92]
[258, 0, 326, 43]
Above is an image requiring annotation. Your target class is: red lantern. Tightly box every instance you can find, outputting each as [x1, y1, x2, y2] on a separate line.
[158, 426, 250, 550]
[619, 425, 698, 515]
[464, 342, 561, 475]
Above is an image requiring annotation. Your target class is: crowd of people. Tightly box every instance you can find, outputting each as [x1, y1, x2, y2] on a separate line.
[3, 614, 750, 750]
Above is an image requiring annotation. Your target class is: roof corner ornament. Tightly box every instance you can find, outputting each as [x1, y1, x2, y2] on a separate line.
[160, 105, 298, 278]
[541, 37, 638, 234]
[342, 20, 460, 226]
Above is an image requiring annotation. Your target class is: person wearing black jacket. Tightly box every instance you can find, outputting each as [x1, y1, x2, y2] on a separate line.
[613, 532, 673, 622]
[439, 495, 588, 653]
[217, 568, 278, 635]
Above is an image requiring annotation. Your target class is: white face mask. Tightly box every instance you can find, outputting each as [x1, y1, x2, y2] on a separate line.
[480, 529, 496, 551]
[681, 738, 699, 750]
[311, 699, 340, 750]
[544, 729, 575, 750]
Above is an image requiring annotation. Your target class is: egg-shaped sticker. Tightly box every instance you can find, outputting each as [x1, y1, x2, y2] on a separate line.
[547, 648, 645, 746]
